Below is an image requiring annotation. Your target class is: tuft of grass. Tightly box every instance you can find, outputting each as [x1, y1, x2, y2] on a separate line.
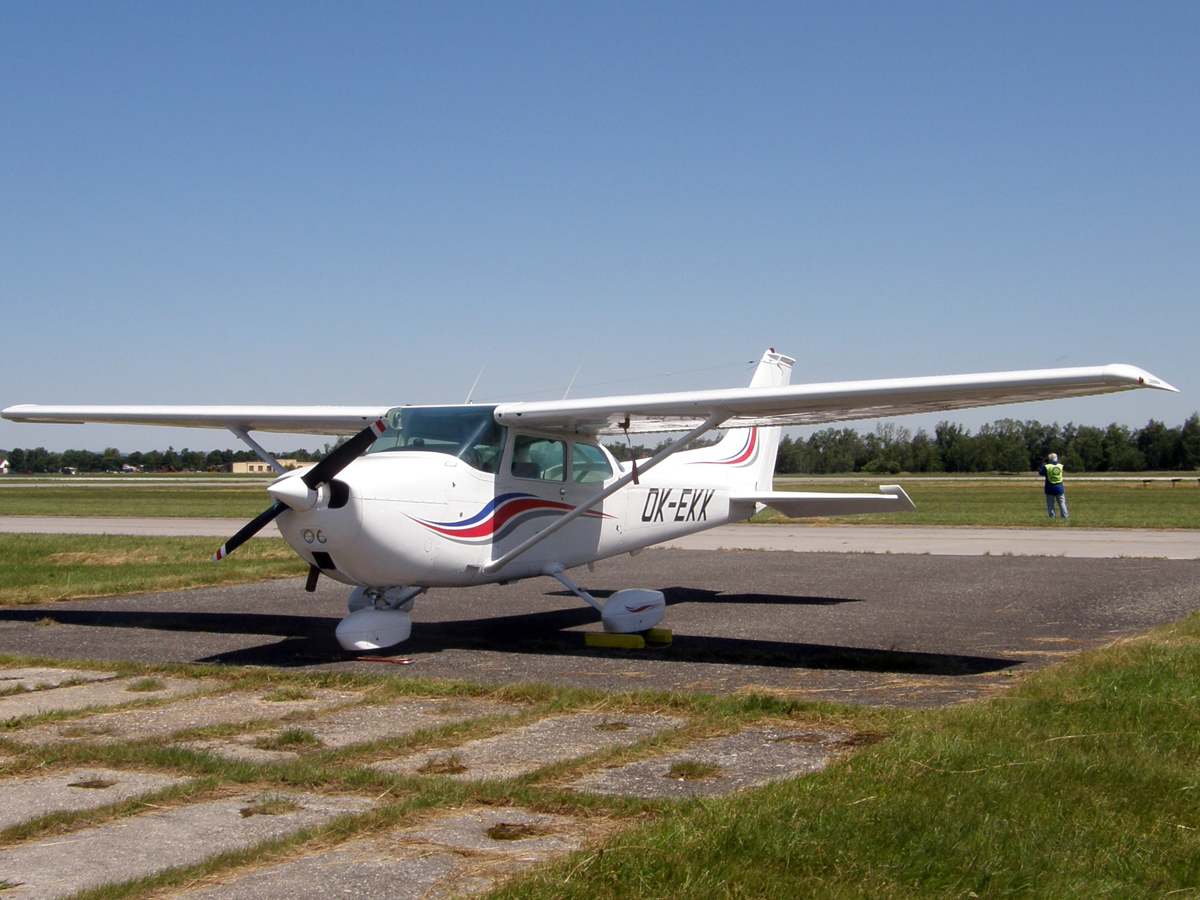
[255, 729, 321, 751]
[487, 822, 551, 841]
[665, 759, 724, 781]
[260, 687, 316, 702]
[125, 677, 165, 693]
[59, 723, 117, 738]
[594, 720, 631, 732]
[239, 793, 302, 818]
[417, 753, 470, 775]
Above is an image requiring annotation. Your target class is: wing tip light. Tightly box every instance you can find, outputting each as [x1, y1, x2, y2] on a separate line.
[1107, 364, 1179, 393]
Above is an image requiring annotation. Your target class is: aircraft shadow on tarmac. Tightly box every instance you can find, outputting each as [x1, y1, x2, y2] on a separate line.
[0, 586, 1018, 678]
[550, 587, 858, 607]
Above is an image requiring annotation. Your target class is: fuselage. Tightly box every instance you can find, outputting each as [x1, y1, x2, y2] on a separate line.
[272, 405, 763, 590]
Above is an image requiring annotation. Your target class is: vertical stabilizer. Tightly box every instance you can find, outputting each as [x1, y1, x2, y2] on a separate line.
[685, 349, 794, 490]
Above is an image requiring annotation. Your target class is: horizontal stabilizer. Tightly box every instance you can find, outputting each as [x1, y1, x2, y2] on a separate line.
[733, 485, 916, 518]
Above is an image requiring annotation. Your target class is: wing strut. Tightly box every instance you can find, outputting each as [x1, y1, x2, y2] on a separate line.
[482, 410, 730, 575]
[230, 427, 287, 475]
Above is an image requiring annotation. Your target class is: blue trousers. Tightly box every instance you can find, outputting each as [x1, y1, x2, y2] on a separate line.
[1046, 493, 1068, 520]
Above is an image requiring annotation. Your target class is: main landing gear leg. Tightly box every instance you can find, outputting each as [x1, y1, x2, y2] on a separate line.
[337, 586, 427, 651]
[543, 564, 667, 636]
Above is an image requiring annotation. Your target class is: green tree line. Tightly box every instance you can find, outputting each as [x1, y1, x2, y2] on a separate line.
[0, 446, 324, 474]
[774, 414, 1200, 475]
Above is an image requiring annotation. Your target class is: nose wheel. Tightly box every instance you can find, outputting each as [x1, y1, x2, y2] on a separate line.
[337, 586, 425, 651]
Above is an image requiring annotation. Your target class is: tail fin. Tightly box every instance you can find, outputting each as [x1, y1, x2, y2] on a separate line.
[691, 349, 794, 490]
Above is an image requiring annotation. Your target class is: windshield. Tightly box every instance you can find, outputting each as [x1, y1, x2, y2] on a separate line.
[367, 406, 505, 474]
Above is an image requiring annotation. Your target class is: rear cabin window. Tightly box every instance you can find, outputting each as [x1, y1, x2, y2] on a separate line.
[572, 442, 613, 483]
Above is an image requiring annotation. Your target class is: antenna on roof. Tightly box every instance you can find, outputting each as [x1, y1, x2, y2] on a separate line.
[563, 361, 584, 400]
[464, 367, 485, 404]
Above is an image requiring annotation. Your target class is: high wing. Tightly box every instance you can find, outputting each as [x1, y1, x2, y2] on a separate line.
[493, 363, 1177, 435]
[0, 406, 391, 436]
[1, 363, 1176, 438]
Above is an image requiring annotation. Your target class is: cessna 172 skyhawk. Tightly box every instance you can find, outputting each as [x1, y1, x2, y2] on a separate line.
[2, 351, 1176, 651]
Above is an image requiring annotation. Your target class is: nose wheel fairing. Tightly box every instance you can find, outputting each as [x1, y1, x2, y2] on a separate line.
[336, 607, 412, 650]
[337, 586, 426, 651]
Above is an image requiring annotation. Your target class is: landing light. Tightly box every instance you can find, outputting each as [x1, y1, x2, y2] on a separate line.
[302, 530, 315, 544]
[316, 530, 327, 543]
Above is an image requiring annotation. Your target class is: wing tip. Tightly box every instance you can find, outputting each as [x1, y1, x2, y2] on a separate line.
[1103, 364, 1179, 393]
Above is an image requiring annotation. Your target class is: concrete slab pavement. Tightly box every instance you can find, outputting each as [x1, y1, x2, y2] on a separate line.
[175, 807, 603, 900]
[179, 697, 524, 763]
[569, 727, 850, 799]
[0, 676, 208, 720]
[374, 712, 686, 781]
[0, 792, 372, 900]
[0, 667, 116, 691]
[0, 768, 191, 831]
[10, 687, 362, 745]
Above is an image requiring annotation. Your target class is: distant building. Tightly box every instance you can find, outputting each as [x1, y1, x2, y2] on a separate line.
[0, 459, 8, 475]
[229, 459, 305, 474]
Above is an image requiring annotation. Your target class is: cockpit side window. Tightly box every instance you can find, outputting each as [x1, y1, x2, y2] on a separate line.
[511, 435, 566, 482]
[367, 406, 505, 474]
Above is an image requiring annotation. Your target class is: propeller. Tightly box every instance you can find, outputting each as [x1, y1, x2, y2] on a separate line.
[211, 500, 288, 561]
[211, 417, 388, 563]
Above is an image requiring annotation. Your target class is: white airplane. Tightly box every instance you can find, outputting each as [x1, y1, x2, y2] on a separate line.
[2, 351, 1177, 651]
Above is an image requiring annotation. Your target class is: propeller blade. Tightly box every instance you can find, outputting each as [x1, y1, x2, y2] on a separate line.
[305, 564, 321, 592]
[212, 501, 287, 562]
[301, 418, 388, 490]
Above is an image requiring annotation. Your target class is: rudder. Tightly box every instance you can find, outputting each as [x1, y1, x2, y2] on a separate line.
[700, 349, 794, 490]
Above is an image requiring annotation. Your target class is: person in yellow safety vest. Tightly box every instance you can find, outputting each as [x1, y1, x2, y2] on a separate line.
[1038, 452, 1069, 520]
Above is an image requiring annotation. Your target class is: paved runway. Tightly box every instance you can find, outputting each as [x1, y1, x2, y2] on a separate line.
[1, 544, 1197, 707]
[666, 523, 1200, 559]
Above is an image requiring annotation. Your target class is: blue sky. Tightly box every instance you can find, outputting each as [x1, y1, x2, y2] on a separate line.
[2, 2, 1196, 453]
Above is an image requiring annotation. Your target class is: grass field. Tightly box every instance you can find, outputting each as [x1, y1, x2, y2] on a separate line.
[0, 534, 307, 607]
[2, 475, 1198, 528]
[0, 483, 271, 518]
[1, 612, 1197, 898]
[763, 478, 1200, 529]
[493, 613, 1200, 899]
